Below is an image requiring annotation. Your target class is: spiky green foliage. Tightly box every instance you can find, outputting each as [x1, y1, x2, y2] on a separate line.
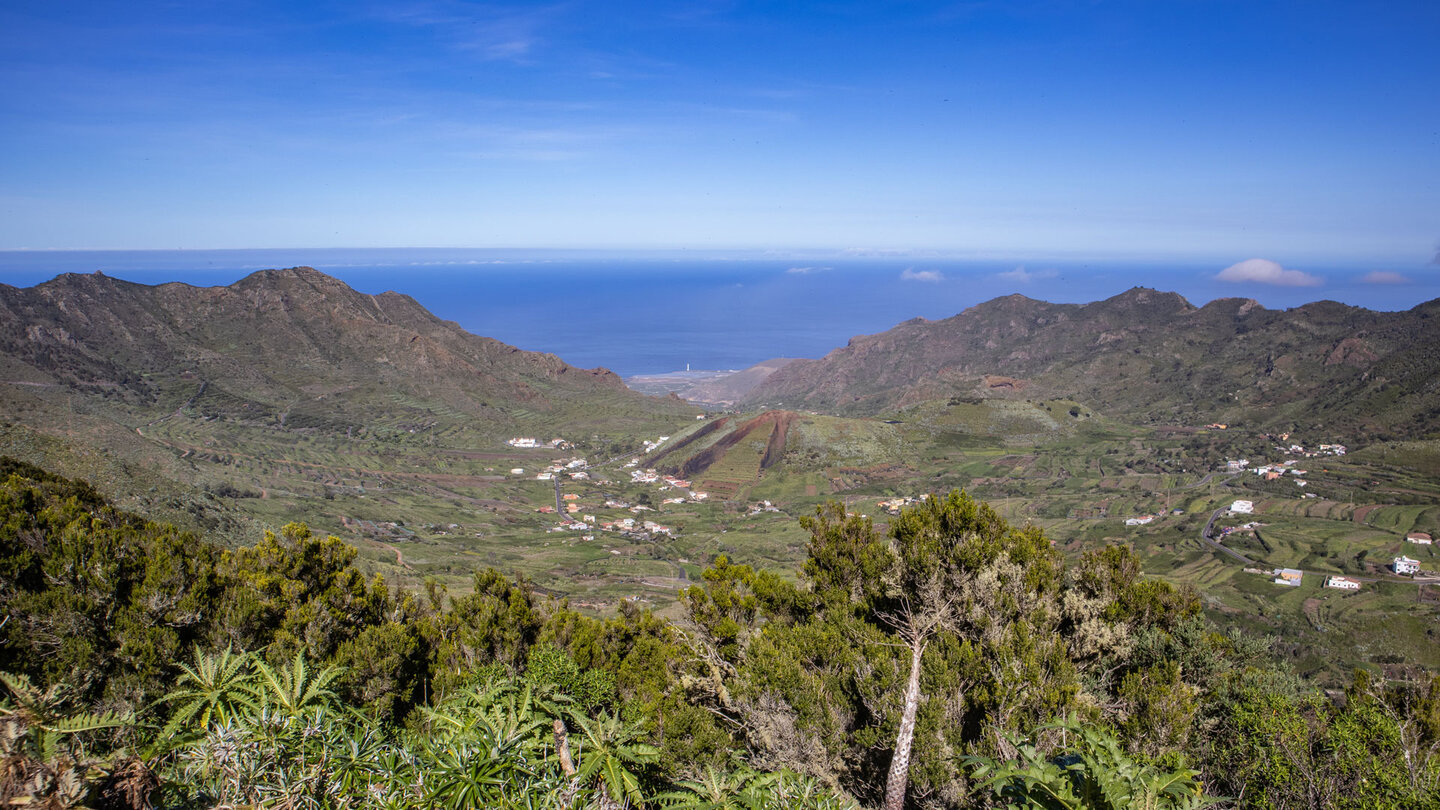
[249, 650, 347, 719]
[0, 672, 129, 763]
[0, 671, 133, 808]
[573, 712, 661, 807]
[966, 719, 1217, 810]
[160, 646, 260, 739]
[655, 765, 860, 810]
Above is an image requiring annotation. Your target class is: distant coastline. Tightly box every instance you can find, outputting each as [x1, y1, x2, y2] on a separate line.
[3, 249, 1435, 377]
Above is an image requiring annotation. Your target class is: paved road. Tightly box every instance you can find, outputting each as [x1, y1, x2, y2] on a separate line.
[1177, 470, 1235, 491]
[1198, 506, 1258, 566]
[1198, 505, 1440, 586]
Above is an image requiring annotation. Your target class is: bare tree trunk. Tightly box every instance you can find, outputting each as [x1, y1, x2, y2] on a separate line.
[883, 636, 925, 810]
[554, 718, 576, 777]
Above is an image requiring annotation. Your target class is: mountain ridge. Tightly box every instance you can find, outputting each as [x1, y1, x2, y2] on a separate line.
[0, 266, 649, 423]
[743, 287, 1440, 437]
[0, 265, 696, 541]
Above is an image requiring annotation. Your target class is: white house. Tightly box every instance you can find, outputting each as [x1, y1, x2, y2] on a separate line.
[1231, 500, 1255, 514]
[1394, 556, 1421, 576]
[1125, 516, 1154, 526]
[1407, 532, 1434, 545]
[1325, 576, 1361, 591]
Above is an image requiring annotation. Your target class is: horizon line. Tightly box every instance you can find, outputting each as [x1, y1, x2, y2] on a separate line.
[0, 245, 1431, 267]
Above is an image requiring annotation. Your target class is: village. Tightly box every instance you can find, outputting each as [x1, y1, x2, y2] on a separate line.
[1215, 495, 1436, 593]
[483, 420, 1440, 646]
[500, 433, 716, 550]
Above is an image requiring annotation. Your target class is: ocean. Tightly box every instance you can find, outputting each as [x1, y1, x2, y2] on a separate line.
[1, 248, 1434, 377]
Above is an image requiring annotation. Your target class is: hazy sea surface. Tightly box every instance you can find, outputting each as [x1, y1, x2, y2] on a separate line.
[1, 249, 1435, 377]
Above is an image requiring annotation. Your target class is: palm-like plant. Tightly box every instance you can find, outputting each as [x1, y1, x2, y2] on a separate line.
[965, 718, 1220, 810]
[655, 765, 775, 809]
[160, 646, 259, 739]
[656, 766, 858, 810]
[0, 672, 129, 762]
[572, 712, 659, 809]
[414, 680, 564, 808]
[423, 734, 530, 809]
[250, 650, 347, 719]
[0, 671, 131, 808]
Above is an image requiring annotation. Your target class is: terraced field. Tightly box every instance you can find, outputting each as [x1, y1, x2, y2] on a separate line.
[698, 424, 770, 500]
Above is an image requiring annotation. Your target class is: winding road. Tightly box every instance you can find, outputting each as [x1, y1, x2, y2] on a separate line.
[1197, 504, 1438, 585]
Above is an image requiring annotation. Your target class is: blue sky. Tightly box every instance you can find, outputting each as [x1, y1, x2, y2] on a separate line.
[1, 1, 1437, 268]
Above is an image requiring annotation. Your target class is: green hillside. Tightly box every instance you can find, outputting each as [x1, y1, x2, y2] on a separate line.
[744, 288, 1440, 439]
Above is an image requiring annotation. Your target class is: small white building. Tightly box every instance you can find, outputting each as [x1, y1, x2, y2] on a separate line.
[1125, 516, 1154, 526]
[1273, 568, 1303, 587]
[1231, 500, 1255, 514]
[1407, 532, 1434, 545]
[1394, 556, 1421, 576]
[1325, 576, 1361, 591]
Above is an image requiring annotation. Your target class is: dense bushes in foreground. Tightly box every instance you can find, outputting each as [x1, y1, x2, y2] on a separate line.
[2, 457, 1439, 808]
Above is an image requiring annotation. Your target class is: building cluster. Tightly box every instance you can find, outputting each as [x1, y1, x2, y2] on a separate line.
[1252, 459, 1309, 486]
[878, 495, 928, 515]
[1224, 458, 1310, 488]
[541, 505, 675, 541]
[507, 437, 571, 449]
[1222, 436, 1343, 490]
[1262, 433, 1346, 458]
[532, 457, 589, 481]
[1254, 568, 1365, 591]
[748, 500, 783, 516]
[625, 468, 708, 501]
[1125, 508, 1186, 527]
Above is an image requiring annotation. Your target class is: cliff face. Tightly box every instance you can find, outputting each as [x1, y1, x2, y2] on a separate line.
[743, 288, 1440, 436]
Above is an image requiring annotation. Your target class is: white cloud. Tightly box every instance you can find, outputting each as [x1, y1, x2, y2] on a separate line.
[1360, 271, 1411, 285]
[996, 265, 1057, 283]
[1216, 258, 1322, 287]
[845, 247, 921, 257]
[786, 266, 829, 274]
[900, 268, 944, 283]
